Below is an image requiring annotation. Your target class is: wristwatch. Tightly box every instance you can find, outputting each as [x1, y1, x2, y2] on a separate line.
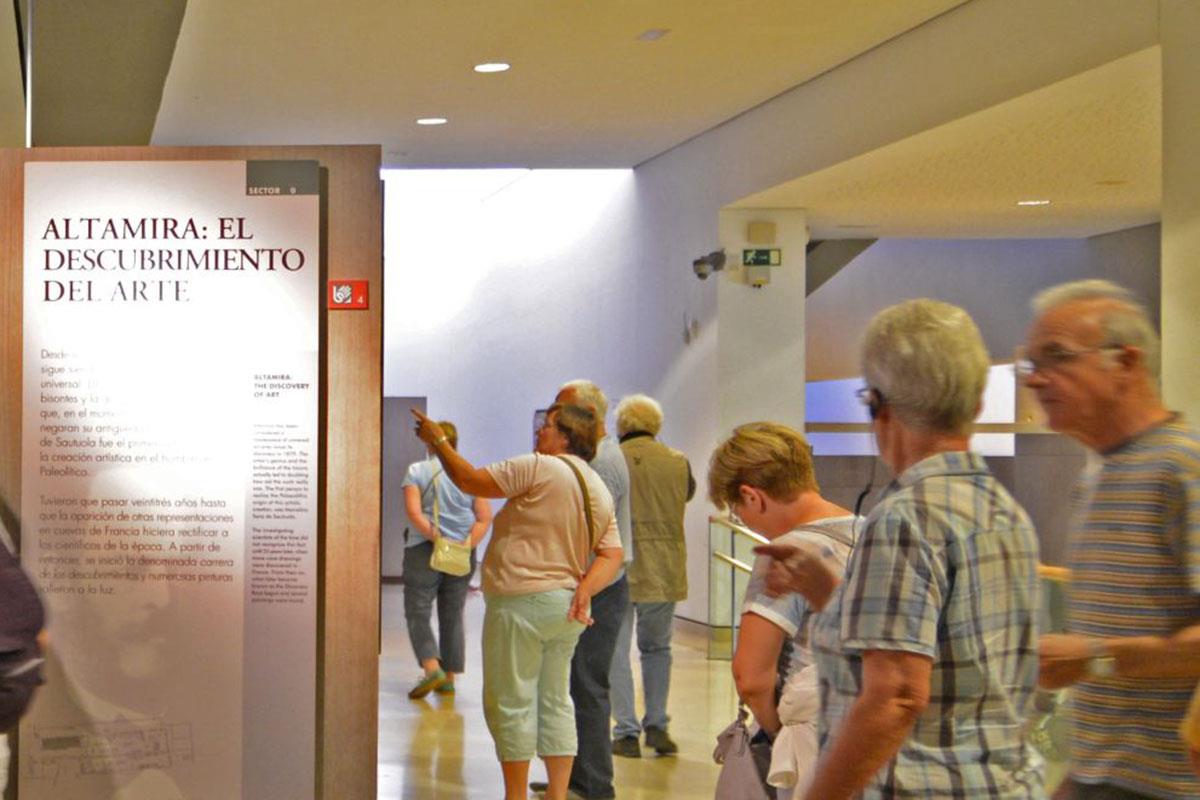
[1085, 639, 1116, 678]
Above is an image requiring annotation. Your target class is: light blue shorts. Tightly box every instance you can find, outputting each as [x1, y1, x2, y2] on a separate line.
[482, 589, 585, 761]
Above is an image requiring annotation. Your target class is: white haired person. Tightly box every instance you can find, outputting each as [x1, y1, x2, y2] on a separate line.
[756, 299, 1043, 798]
[1023, 280, 1200, 800]
[608, 394, 695, 759]
[412, 405, 623, 800]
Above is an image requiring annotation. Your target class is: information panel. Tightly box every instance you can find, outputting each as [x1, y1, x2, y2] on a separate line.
[19, 160, 319, 800]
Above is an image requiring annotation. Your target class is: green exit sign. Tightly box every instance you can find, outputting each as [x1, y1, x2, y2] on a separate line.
[742, 248, 781, 266]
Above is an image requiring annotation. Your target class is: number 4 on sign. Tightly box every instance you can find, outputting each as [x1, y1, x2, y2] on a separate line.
[327, 280, 369, 310]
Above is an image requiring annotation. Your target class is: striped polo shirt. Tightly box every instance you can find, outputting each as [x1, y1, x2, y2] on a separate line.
[1066, 415, 1200, 799]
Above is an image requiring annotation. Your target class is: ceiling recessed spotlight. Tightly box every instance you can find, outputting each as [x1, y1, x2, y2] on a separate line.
[637, 28, 670, 41]
[416, 117, 448, 126]
[473, 62, 511, 73]
[1016, 199, 1051, 206]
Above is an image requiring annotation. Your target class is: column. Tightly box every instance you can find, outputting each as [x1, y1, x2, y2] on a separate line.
[1160, 0, 1200, 418]
[716, 208, 808, 433]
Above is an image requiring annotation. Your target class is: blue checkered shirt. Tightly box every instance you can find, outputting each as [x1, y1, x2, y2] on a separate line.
[810, 452, 1044, 798]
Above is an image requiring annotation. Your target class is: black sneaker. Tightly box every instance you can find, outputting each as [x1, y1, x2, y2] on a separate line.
[612, 735, 642, 758]
[529, 783, 587, 798]
[643, 726, 678, 755]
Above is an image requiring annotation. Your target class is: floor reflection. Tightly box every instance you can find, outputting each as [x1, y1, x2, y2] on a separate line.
[378, 585, 734, 799]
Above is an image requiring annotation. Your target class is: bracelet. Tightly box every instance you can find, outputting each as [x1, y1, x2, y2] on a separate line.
[432, 435, 448, 447]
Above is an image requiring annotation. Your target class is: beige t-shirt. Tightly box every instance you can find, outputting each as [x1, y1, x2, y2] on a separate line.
[482, 453, 621, 596]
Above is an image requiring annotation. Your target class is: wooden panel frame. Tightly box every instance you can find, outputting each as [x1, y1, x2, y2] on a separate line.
[0, 145, 381, 800]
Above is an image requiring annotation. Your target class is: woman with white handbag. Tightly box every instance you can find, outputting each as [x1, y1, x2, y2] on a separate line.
[402, 420, 493, 699]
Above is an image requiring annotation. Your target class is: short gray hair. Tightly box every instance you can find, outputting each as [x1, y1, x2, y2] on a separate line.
[1031, 279, 1160, 378]
[615, 394, 663, 437]
[559, 379, 609, 419]
[861, 299, 989, 435]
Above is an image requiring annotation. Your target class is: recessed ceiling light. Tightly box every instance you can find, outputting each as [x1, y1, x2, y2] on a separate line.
[416, 117, 448, 126]
[1016, 199, 1051, 206]
[637, 28, 670, 41]
[474, 62, 511, 73]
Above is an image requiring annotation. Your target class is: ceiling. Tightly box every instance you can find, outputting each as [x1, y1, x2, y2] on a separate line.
[7, 1, 1163, 239]
[734, 46, 1162, 239]
[149, 0, 967, 167]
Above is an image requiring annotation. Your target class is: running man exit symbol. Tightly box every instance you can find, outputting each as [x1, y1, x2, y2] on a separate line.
[742, 249, 781, 266]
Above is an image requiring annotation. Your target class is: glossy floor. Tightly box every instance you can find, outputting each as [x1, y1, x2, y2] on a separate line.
[378, 585, 736, 799]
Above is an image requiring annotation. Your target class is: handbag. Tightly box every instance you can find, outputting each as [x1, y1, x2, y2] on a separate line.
[713, 705, 775, 800]
[430, 535, 471, 576]
[425, 469, 472, 576]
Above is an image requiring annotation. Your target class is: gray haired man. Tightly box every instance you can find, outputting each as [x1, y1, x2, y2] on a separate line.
[608, 394, 693, 758]
[1023, 280, 1200, 800]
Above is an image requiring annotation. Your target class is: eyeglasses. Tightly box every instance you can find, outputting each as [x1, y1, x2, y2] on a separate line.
[855, 386, 885, 420]
[1014, 344, 1124, 378]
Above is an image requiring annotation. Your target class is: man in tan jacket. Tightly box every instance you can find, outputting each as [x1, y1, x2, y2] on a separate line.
[607, 394, 695, 758]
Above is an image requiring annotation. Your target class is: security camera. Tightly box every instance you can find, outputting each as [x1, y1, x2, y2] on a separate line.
[692, 248, 727, 280]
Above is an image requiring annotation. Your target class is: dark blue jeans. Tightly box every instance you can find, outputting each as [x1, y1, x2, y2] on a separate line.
[402, 540, 474, 673]
[567, 574, 629, 799]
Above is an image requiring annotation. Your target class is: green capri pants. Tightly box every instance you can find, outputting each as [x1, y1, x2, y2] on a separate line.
[482, 589, 585, 761]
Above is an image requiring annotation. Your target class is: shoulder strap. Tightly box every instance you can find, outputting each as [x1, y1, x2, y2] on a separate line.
[557, 455, 596, 548]
[430, 471, 441, 540]
[804, 521, 855, 550]
[416, 466, 443, 539]
[419, 466, 443, 502]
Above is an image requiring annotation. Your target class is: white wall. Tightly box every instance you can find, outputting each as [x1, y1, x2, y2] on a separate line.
[384, 169, 646, 467]
[384, 0, 1161, 624]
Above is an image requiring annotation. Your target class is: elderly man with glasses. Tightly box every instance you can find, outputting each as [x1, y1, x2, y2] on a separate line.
[1022, 280, 1200, 800]
[757, 298, 1043, 799]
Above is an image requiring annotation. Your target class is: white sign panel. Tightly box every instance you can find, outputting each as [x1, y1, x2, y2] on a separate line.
[19, 160, 320, 800]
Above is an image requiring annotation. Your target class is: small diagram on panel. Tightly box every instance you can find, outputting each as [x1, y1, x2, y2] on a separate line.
[23, 718, 194, 782]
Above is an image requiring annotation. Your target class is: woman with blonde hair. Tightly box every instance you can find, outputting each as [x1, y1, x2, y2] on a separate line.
[709, 421, 856, 798]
